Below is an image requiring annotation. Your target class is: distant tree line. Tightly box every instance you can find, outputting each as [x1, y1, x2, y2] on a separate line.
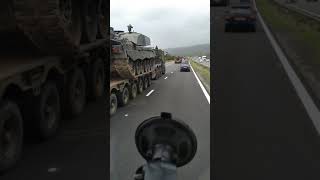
[164, 53, 177, 61]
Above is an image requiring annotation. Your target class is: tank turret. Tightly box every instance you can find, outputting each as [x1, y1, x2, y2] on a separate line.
[111, 25, 163, 79]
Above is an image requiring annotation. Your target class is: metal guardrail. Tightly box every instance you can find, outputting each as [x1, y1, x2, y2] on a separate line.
[272, 1, 320, 23]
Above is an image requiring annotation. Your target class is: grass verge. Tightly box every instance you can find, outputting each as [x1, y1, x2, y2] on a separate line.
[256, 0, 320, 64]
[257, 0, 320, 105]
[190, 60, 210, 92]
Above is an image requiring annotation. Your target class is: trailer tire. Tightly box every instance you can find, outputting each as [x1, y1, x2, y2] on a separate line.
[110, 93, 117, 116]
[67, 68, 86, 116]
[90, 59, 105, 100]
[118, 86, 129, 106]
[162, 65, 166, 74]
[147, 76, 151, 87]
[143, 77, 149, 89]
[0, 101, 23, 173]
[130, 83, 137, 99]
[137, 79, 144, 94]
[154, 68, 159, 80]
[34, 82, 61, 140]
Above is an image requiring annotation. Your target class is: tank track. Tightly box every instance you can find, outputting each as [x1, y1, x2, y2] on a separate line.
[13, 0, 82, 55]
[112, 58, 155, 79]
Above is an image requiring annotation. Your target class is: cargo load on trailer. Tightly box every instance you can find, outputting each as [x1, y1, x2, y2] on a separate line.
[110, 25, 166, 116]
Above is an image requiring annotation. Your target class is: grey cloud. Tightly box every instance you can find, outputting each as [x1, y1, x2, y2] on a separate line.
[111, 4, 209, 49]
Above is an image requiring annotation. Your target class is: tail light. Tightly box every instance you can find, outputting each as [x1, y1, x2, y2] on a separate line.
[112, 45, 122, 54]
[249, 15, 256, 19]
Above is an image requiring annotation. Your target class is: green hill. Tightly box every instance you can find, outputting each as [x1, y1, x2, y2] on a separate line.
[164, 44, 210, 57]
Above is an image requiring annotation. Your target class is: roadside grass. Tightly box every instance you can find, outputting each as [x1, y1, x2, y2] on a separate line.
[190, 60, 210, 90]
[256, 0, 320, 65]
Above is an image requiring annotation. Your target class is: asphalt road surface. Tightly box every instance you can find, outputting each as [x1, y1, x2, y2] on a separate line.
[276, 0, 320, 16]
[213, 1, 320, 180]
[110, 62, 210, 180]
[0, 99, 108, 180]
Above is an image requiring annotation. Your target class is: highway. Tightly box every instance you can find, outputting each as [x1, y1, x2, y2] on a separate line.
[0, 99, 108, 180]
[213, 1, 320, 180]
[199, 60, 211, 68]
[110, 62, 210, 180]
[191, 57, 211, 67]
[276, 0, 320, 16]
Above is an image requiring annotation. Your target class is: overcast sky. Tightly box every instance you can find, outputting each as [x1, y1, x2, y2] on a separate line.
[111, 0, 210, 49]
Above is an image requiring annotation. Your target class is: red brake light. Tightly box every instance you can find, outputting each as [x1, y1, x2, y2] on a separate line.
[249, 15, 256, 19]
[112, 46, 121, 53]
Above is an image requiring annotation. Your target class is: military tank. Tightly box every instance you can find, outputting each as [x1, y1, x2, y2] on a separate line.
[111, 25, 160, 79]
[0, 0, 108, 55]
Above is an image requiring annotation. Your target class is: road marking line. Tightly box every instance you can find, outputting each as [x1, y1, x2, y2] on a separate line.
[146, 90, 155, 97]
[255, 0, 320, 134]
[48, 168, 58, 173]
[189, 62, 210, 104]
[289, 4, 320, 18]
[124, 114, 128, 117]
[164, 77, 168, 79]
[171, 72, 173, 74]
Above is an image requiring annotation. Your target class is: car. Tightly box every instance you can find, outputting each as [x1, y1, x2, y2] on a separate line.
[175, 58, 182, 64]
[180, 62, 190, 72]
[224, 4, 257, 32]
[212, 0, 229, 6]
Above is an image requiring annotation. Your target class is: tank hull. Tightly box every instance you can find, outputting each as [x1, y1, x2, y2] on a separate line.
[0, 0, 109, 55]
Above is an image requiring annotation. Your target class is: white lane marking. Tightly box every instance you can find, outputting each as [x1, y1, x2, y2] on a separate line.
[124, 114, 128, 117]
[146, 90, 155, 97]
[164, 77, 168, 79]
[48, 168, 58, 173]
[289, 4, 320, 18]
[189, 62, 210, 104]
[255, 0, 320, 134]
[171, 72, 173, 74]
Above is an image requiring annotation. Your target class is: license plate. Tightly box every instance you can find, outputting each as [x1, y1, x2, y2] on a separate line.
[234, 17, 246, 21]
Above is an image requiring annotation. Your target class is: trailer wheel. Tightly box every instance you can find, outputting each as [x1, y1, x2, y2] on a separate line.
[67, 68, 86, 116]
[110, 93, 117, 116]
[137, 79, 144, 94]
[130, 83, 138, 99]
[162, 65, 166, 74]
[0, 101, 23, 173]
[154, 67, 159, 80]
[34, 82, 61, 140]
[90, 59, 105, 100]
[143, 77, 149, 89]
[139, 61, 143, 74]
[82, 0, 98, 42]
[147, 76, 151, 86]
[118, 86, 129, 106]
